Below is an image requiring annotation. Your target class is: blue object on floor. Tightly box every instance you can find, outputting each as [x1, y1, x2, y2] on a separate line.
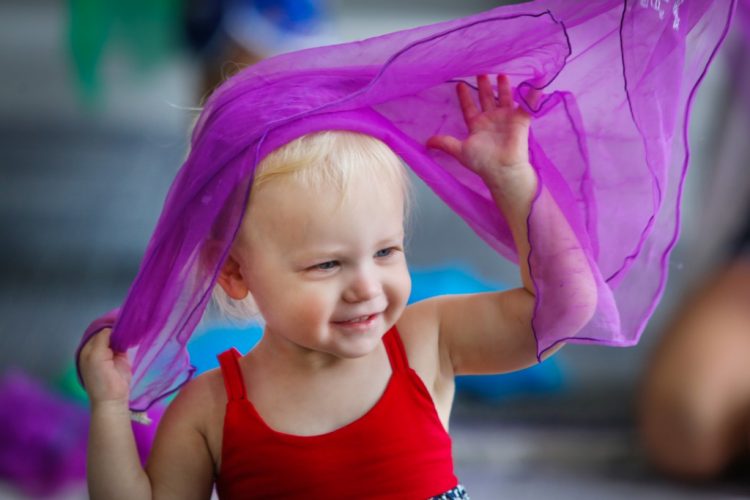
[455, 362, 564, 402]
[408, 264, 497, 304]
[187, 324, 263, 374]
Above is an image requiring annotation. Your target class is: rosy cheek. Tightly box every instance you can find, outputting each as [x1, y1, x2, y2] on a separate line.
[293, 292, 331, 323]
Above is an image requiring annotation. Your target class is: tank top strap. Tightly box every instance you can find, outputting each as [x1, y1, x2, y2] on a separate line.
[217, 347, 247, 401]
[383, 325, 410, 373]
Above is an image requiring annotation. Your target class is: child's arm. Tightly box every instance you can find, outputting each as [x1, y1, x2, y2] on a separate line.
[417, 74, 596, 376]
[80, 329, 215, 500]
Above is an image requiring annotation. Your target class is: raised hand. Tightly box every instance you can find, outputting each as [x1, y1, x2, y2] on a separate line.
[427, 74, 535, 180]
[78, 328, 132, 407]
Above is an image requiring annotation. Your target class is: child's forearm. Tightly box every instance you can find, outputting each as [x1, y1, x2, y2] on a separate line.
[484, 163, 537, 295]
[88, 401, 152, 500]
[486, 162, 596, 312]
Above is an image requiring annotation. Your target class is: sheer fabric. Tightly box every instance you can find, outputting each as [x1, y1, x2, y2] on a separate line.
[76, 0, 737, 411]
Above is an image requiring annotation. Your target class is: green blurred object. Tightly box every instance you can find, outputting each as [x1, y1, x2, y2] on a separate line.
[68, 0, 183, 98]
[55, 363, 89, 405]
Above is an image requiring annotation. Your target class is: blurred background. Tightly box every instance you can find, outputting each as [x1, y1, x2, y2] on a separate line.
[1, 0, 749, 498]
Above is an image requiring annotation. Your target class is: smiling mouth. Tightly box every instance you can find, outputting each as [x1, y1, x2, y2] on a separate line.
[333, 313, 379, 325]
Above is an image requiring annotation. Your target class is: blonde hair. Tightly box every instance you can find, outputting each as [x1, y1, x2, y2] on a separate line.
[209, 131, 411, 326]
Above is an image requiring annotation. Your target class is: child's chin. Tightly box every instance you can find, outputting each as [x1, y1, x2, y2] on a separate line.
[330, 335, 384, 359]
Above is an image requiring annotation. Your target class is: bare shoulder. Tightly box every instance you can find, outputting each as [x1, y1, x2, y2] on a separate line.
[167, 368, 228, 464]
[170, 368, 227, 423]
[146, 369, 226, 499]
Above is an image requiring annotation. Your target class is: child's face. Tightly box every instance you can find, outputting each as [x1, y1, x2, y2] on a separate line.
[235, 172, 411, 361]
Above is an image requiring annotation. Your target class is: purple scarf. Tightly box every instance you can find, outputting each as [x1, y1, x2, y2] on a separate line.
[77, 0, 736, 411]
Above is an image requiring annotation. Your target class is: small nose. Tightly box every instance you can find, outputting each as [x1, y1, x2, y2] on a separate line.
[343, 265, 382, 303]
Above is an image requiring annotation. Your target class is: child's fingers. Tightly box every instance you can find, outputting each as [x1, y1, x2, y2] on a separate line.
[456, 81, 480, 122]
[80, 328, 114, 360]
[477, 74, 496, 111]
[497, 74, 513, 108]
[426, 135, 462, 160]
[90, 327, 113, 351]
[78, 327, 133, 403]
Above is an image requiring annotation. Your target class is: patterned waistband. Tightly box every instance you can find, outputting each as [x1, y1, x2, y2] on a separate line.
[430, 484, 469, 500]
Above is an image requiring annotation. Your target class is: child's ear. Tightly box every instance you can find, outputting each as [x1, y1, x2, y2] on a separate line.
[217, 254, 250, 300]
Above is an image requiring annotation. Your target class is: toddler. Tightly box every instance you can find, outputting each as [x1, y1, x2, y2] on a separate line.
[79, 74, 595, 498]
[75, 0, 729, 495]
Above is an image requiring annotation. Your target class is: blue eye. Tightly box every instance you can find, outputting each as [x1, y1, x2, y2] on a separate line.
[315, 261, 339, 271]
[375, 248, 394, 258]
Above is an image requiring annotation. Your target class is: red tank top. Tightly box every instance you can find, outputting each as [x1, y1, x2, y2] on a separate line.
[215, 326, 458, 499]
